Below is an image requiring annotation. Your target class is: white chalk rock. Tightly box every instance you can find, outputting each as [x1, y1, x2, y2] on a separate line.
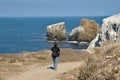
[47, 22, 67, 40]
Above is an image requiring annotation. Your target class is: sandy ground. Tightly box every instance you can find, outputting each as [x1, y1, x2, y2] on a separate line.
[6, 61, 84, 80]
[0, 49, 90, 80]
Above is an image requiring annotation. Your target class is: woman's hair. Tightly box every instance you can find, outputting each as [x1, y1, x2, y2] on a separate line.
[54, 42, 57, 47]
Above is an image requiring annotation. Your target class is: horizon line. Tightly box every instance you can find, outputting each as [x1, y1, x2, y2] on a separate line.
[0, 15, 110, 18]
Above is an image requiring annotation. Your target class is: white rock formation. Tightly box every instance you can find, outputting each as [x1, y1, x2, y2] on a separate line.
[69, 26, 84, 36]
[87, 33, 100, 54]
[47, 22, 66, 32]
[87, 33, 99, 49]
[47, 22, 67, 40]
[99, 14, 120, 45]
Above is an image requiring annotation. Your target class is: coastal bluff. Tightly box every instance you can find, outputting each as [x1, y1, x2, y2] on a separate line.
[99, 14, 120, 44]
[47, 22, 67, 41]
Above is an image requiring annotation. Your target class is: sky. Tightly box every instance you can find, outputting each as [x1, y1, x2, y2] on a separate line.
[0, 0, 120, 17]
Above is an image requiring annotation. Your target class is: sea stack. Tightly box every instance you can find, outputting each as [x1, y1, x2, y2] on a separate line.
[47, 22, 67, 41]
[68, 19, 100, 42]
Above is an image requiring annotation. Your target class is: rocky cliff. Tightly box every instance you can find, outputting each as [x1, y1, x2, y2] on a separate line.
[99, 14, 120, 45]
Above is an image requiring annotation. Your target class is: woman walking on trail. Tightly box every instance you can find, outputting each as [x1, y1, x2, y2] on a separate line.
[50, 42, 60, 71]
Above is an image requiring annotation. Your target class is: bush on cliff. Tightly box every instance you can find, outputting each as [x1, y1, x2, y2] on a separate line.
[78, 41, 120, 80]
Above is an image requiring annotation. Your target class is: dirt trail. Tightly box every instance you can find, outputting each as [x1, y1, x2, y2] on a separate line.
[7, 61, 84, 80]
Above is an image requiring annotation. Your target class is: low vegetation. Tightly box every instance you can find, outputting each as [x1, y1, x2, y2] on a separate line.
[0, 50, 51, 80]
[78, 41, 120, 80]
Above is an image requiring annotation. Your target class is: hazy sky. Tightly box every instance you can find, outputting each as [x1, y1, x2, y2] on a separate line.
[0, 0, 120, 17]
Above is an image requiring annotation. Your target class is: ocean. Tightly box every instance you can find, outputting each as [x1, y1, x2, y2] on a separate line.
[0, 16, 107, 54]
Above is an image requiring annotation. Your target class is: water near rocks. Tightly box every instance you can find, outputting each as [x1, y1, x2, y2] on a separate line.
[0, 16, 106, 54]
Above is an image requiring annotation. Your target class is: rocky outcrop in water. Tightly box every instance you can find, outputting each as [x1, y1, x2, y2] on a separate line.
[99, 14, 120, 45]
[47, 22, 67, 40]
[68, 19, 100, 42]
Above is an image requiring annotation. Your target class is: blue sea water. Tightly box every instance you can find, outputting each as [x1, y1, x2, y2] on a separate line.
[0, 16, 107, 54]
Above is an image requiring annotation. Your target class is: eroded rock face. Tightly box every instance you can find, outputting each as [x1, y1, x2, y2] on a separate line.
[87, 33, 100, 50]
[69, 19, 100, 42]
[99, 14, 120, 44]
[47, 22, 67, 40]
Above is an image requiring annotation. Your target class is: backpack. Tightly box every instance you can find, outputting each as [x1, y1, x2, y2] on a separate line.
[52, 47, 60, 58]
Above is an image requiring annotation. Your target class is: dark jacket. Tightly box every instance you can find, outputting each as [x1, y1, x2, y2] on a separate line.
[51, 46, 60, 57]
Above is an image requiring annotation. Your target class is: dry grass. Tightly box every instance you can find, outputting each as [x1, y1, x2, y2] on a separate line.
[0, 49, 90, 80]
[78, 41, 120, 80]
[0, 50, 51, 80]
[0, 63, 25, 80]
[59, 49, 91, 62]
